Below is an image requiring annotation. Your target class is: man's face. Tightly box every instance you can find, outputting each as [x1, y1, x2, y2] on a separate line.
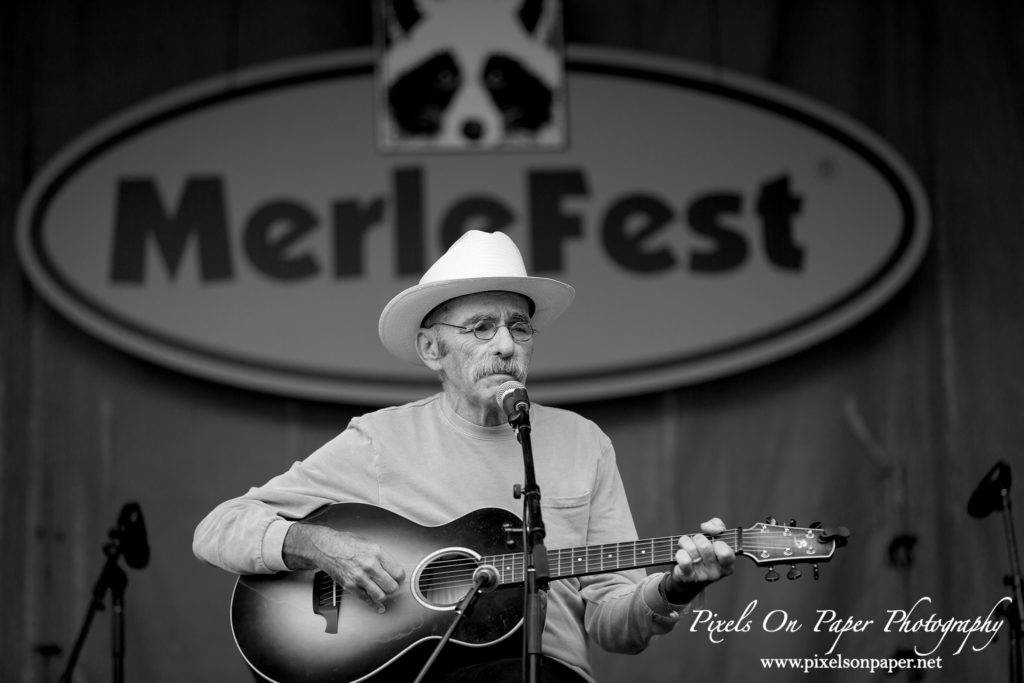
[420, 291, 534, 415]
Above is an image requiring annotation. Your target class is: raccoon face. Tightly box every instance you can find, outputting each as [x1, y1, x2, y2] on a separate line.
[380, 0, 564, 149]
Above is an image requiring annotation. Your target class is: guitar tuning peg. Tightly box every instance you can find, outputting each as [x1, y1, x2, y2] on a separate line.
[766, 516, 777, 525]
[787, 565, 802, 580]
[813, 563, 820, 580]
[787, 519, 796, 527]
[809, 521, 823, 529]
[764, 568, 780, 582]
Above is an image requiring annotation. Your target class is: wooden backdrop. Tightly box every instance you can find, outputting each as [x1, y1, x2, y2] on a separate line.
[3, 1, 1023, 681]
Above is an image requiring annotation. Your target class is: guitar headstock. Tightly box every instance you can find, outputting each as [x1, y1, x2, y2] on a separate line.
[737, 518, 849, 581]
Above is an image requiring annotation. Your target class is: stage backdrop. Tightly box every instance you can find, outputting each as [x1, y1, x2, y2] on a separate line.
[3, 1, 1023, 682]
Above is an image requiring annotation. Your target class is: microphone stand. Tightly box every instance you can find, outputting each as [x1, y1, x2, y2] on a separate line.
[969, 462, 1024, 683]
[60, 521, 132, 683]
[509, 407, 547, 683]
[998, 488, 1024, 683]
[413, 568, 495, 683]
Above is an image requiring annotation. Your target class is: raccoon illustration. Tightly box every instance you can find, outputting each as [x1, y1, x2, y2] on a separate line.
[378, 0, 565, 150]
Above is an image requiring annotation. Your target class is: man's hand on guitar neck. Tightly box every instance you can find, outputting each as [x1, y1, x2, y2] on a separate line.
[661, 517, 736, 606]
[282, 522, 406, 614]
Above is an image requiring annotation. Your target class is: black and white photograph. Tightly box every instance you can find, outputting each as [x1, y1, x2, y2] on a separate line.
[2, 2, 1022, 681]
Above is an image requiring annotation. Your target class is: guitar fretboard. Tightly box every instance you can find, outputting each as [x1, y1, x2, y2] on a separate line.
[482, 530, 746, 584]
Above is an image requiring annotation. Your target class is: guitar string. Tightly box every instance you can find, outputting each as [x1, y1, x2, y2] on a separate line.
[314, 531, 826, 583]
[409, 535, 823, 573]
[316, 535, 830, 596]
[407, 530, 823, 570]
[416, 541, 816, 572]
[415, 544, 821, 565]
[319, 545, 828, 599]
[313, 532, 831, 598]
[319, 554, 828, 598]
[418, 529, 821, 552]
[406, 551, 819, 586]
[412, 544, 821, 583]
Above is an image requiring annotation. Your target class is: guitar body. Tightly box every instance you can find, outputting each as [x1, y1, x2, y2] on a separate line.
[229, 503, 845, 682]
[231, 504, 525, 683]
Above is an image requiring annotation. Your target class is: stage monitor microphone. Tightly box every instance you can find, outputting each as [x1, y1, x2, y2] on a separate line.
[968, 461, 1012, 519]
[496, 381, 530, 425]
[472, 564, 501, 592]
[114, 502, 150, 569]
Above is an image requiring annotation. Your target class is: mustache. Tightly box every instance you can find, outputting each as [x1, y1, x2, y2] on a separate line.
[474, 360, 526, 382]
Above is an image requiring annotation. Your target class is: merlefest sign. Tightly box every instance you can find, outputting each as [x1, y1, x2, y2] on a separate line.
[15, 46, 929, 405]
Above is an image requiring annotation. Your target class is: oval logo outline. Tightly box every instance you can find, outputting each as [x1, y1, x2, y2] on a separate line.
[16, 47, 930, 404]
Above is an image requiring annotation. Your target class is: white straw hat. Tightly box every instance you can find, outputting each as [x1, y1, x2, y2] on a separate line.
[378, 230, 575, 364]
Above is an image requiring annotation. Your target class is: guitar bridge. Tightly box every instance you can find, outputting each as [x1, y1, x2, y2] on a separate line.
[312, 571, 340, 634]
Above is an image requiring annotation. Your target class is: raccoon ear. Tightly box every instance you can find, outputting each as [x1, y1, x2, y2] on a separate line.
[387, 0, 423, 37]
[517, 0, 558, 42]
[518, 0, 544, 34]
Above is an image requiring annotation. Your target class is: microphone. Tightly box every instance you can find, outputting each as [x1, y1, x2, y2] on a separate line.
[472, 564, 501, 592]
[113, 502, 150, 569]
[496, 381, 530, 425]
[968, 461, 1012, 519]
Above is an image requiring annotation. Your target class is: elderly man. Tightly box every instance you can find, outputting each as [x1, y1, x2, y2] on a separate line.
[194, 230, 734, 683]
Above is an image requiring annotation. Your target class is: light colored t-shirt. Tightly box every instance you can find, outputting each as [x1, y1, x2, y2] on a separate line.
[194, 393, 686, 680]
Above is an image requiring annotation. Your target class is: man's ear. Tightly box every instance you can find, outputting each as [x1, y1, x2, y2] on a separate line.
[415, 329, 444, 370]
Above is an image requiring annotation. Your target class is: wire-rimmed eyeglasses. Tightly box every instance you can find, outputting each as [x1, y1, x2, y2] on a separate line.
[428, 320, 536, 342]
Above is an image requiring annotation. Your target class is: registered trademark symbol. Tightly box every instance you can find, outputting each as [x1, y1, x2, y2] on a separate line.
[817, 158, 838, 180]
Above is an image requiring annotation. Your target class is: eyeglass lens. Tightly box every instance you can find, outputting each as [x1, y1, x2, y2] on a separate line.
[473, 321, 533, 341]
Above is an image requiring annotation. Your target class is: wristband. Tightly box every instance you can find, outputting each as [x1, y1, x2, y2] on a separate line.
[660, 569, 698, 605]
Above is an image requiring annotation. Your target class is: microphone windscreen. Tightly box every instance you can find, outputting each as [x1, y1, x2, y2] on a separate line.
[968, 461, 1011, 519]
[117, 502, 151, 569]
[496, 380, 526, 414]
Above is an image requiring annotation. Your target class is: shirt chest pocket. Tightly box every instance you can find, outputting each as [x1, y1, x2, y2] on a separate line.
[540, 491, 591, 548]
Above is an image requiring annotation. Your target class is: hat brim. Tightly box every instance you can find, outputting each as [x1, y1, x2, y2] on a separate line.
[378, 276, 575, 364]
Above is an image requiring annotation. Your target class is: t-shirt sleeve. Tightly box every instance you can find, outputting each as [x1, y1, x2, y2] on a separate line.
[192, 419, 380, 574]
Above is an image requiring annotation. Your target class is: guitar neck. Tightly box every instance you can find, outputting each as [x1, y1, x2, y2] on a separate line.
[482, 530, 741, 584]
[481, 522, 841, 585]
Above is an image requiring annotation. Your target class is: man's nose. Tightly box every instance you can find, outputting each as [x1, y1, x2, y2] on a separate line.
[491, 326, 516, 356]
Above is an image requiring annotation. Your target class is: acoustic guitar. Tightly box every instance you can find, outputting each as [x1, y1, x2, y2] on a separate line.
[230, 503, 846, 682]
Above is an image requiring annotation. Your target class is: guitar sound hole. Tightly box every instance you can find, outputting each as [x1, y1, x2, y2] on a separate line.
[415, 549, 479, 609]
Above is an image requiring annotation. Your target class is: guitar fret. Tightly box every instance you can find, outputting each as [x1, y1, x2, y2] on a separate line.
[600, 543, 615, 571]
[588, 543, 602, 573]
